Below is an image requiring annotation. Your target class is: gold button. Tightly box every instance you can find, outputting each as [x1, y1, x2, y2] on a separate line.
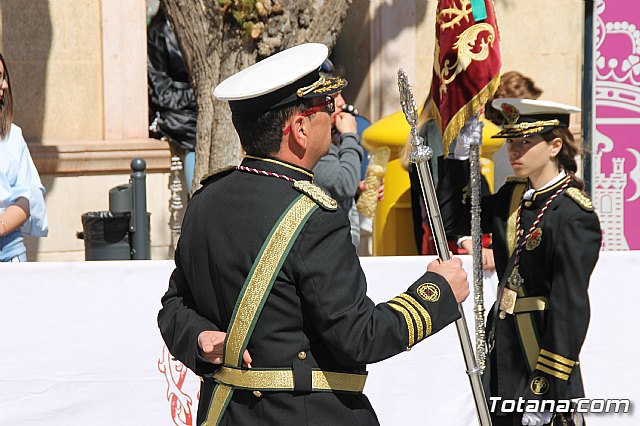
[253, 390, 262, 398]
[524, 201, 532, 208]
[499, 311, 507, 320]
[405, 346, 412, 352]
[297, 351, 307, 360]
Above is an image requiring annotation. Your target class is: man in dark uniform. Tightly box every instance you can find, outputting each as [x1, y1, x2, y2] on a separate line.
[158, 43, 470, 426]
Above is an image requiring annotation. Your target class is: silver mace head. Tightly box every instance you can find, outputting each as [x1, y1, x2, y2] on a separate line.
[397, 68, 433, 164]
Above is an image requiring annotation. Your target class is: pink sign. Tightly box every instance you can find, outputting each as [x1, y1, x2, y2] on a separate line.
[593, 0, 640, 250]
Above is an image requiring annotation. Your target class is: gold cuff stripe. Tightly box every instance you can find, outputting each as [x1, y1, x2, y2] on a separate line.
[225, 196, 317, 366]
[390, 297, 424, 341]
[539, 349, 576, 367]
[538, 356, 573, 374]
[213, 367, 367, 393]
[397, 293, 433, 337]
[388, 301, 416, 347]
[204, 384, 233, 426]
[536, 364, 570, 381]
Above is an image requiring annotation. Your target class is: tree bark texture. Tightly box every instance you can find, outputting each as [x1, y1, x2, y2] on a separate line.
[161, 0, 352, 188]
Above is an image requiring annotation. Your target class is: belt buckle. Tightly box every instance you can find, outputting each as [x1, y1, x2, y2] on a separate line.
[498, 288, 517, 319]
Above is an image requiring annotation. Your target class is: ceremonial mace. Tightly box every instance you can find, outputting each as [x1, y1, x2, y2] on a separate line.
[398, 69, 492, 426]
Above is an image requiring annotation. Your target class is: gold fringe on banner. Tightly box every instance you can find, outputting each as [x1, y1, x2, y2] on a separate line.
[432, 74, 502, 156]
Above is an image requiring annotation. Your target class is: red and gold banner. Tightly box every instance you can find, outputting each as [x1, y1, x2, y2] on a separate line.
[430, 0, 501, 154]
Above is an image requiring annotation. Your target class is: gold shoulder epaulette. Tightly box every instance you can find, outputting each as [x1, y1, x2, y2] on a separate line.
[565, 187, 594, 211]
[293, 180, 338, 211]
[199, 166, 236, 185]
[506, 176, 528, 183]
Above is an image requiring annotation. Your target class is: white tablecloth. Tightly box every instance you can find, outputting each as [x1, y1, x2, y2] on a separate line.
[1, 252, 638, 425]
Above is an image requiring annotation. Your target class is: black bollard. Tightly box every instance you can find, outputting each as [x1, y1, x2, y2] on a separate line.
[130, 158, 150, 260]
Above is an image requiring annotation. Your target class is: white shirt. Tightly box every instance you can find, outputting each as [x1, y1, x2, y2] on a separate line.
[522, 170, 567, 201]
[0, 123, 48, 237]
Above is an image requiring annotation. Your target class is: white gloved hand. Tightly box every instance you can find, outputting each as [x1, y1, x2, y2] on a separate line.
[452, 115, 484, 160]
[522, 410, 553, 426]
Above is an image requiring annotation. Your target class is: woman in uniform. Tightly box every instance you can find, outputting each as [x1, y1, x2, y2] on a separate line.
[437, 98, 602, 426]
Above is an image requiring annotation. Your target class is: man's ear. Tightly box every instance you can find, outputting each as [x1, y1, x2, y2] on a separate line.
[284, 114, 307, 159]
[290, 114, 308, 146]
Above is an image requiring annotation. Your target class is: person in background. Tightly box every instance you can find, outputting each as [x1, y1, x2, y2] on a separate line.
[0, 53, 48, 262]
[313, 59, 382, 248]
[147, 6, 197, 193]
[485, 71, 544, 127]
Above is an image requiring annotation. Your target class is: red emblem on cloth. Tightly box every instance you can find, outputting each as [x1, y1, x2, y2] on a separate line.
[158, 345, 196, 426]
[430, 0, 502, 153]
[526, 227, 543, 251]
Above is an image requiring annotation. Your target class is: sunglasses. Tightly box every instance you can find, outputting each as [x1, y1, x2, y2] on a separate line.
[283, 96, 335, 135]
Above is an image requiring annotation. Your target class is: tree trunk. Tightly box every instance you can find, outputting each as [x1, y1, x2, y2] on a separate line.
[162, 0, 352, 189]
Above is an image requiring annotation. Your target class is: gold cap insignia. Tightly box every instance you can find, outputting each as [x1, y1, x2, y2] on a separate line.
[565, 187, 594, 211]
[526, 228, 543, 251]
[297, 76, 347, 98]
[530, 376, 550, 395]
[417, 283, 440, 302]
[293, 180, 338, 211]
[501, 103, 520, 124]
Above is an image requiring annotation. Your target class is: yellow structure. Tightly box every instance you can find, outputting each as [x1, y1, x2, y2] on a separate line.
[361, 111, 504, 256]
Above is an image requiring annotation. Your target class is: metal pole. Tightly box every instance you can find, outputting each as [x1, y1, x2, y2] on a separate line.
[130, 158, 150, 260]
[582, 0, 595, 194]
[470, 143, 487, 373]
[398, 69, 492, 426]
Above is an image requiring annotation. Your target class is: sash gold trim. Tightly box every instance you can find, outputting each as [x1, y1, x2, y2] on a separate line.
[514, 296, 549, 313]
[515, 313, 540, 373]
[213, 366, 367, 393]
[203, 384, 233, 426]
[507, 182, 527, 256]
[203, 195, 318, 426]
[224, 196, 318, 366]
